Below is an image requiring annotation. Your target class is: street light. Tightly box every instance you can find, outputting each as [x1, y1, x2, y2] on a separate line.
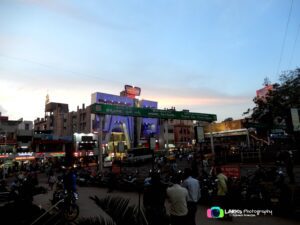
[1, 133, 7, 179]
[97, 116, 104, 173]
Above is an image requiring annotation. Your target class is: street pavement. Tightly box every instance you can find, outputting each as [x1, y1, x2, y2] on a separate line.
[33, 172, 298, 225]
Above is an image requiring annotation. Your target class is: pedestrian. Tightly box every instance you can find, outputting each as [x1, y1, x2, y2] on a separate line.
[48, 171, 57, 191]
[215, 167, 231, 220]
[107, 171, 116, 193]
[166, 174, 188, 225]
[191, 158, 199, 178]
[216, 167, 227, 197]
[63, 167, 77, 194]
[284, 150, 295, 184]
[143, 172, 168, 225]
[170, 160, 178, 175]
[182, 168, 201, 225]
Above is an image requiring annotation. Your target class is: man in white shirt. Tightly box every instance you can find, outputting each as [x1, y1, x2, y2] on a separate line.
[182, 168, 201, 225]
[166, 175, 188, 225]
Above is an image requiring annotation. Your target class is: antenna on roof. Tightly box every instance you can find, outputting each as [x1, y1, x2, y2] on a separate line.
[45, 90, 50, 105]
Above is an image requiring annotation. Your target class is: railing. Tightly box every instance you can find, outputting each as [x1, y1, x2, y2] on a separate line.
[241, 151, 261, 163]
[30, 199, 64, 225]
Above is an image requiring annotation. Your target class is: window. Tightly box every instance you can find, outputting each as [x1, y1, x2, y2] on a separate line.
[25, 124, 30, 130]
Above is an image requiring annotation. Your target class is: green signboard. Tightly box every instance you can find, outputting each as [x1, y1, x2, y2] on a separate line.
[91, 103, 217, 122]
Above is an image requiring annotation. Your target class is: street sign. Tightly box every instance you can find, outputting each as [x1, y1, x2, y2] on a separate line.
[91, 103, 217, 122]
[118, 142, 125, 152]
[291, 108, 300, 131]
[221, 165, 240, 178]
[150, 137, 156, 150]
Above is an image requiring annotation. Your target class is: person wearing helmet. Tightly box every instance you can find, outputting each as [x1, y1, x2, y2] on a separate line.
[63, 167, 77, 194]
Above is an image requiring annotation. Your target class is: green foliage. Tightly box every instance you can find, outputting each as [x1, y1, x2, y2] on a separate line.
[90, 195, 148, 225]
[249, 68, 300, 134]
[75, 217, 115, 225]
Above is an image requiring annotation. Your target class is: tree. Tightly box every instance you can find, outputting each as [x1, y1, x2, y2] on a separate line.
[263, 77, 271, 86]
[223, 117, 233, 122]
[246, 68, 300, 142]
[89, 195, 148, 225]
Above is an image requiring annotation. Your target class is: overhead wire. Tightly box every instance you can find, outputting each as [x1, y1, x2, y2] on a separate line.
[275, 0, 294, 76]
[0, 53, 123, 86]
[288, 23, 300, 68]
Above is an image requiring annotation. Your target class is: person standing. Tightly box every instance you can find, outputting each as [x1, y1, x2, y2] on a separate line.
[215, 167, 231, 220]
[216, 167, 227, 197]
[48, 171, 57, 191]
[182, 168, 201, 225]
[166, 174, 188, 225]
[143, 172, 167, 225]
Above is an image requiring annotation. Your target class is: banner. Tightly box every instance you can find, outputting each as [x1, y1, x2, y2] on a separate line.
[221, 165, 240, 178]
[291, 108, 300, 131]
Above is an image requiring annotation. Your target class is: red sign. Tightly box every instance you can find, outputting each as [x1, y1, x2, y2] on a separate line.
[256, 85, 273, 101]
[35, 152, 45, 158]
[124, 85, 141, 99]
[0, 154, 9, 159]
[112, 164, 121, 174]
[221, 165, 240, 178]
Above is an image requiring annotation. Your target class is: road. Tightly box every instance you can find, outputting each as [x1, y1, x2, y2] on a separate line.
[33, 173, 298, 225]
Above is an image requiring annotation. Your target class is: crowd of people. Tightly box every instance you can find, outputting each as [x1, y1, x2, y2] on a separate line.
[143, 166, 229, 225]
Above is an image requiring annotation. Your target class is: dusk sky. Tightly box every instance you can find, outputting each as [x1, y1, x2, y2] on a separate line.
[0, 0, 299, 122]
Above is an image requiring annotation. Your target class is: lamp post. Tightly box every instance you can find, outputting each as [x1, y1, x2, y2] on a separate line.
[2, 133, 7, 179]
[209, 123, 215, 155]
[97, 116, 103, 173]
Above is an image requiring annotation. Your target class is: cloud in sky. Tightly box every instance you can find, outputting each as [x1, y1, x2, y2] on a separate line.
[19, 0, 137, 31]
[0, 105, 7, 115]
[0, 0, 299, 122]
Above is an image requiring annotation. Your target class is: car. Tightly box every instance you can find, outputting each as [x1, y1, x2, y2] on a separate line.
[103, 156, 113, 168]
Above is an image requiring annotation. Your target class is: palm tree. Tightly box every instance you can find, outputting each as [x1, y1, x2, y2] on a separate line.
[84, 195, 148, 225]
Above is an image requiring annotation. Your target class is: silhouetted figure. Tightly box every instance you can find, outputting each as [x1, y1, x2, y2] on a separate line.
[182, 168, 200, 225]
[143, 172, 168, 225]
[167, 174, 188, 225]
[63, 168, 77, 193]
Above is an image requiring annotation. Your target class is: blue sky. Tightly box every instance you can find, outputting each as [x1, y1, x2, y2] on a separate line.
[0, 0, 299, 122]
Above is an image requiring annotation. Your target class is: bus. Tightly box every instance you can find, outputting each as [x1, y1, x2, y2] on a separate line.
[124, 147, 153, 163]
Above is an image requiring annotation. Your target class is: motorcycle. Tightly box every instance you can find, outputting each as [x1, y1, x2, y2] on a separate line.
[117, 172, 138, 191]
[199, 175, 218, 205]
[51, 176, 79, 221]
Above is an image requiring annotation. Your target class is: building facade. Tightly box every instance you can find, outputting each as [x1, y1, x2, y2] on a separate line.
[91, 90, 159, 150]
[159, 118, 195, 148]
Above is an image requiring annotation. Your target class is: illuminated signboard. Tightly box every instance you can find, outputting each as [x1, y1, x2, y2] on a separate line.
[17, 152, 34, 157]
[221, 165, 240, 178]
[196, 126, 205, 142]
[35, 152, 46, 158]
[124, 85, 141, 99]
[49, 152, 65, 157]
[291, 108, 300, 131]
[81, 136, 93, 142]
[87, 151, 94, 156]
[15, 156, 35, 160]
[91, 103, 217, 122]
[0, 154, 9, 159]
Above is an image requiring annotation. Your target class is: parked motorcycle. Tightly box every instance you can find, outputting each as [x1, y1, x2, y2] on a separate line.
[199, 175, 218, 205]
[117, 171, 138, 191]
